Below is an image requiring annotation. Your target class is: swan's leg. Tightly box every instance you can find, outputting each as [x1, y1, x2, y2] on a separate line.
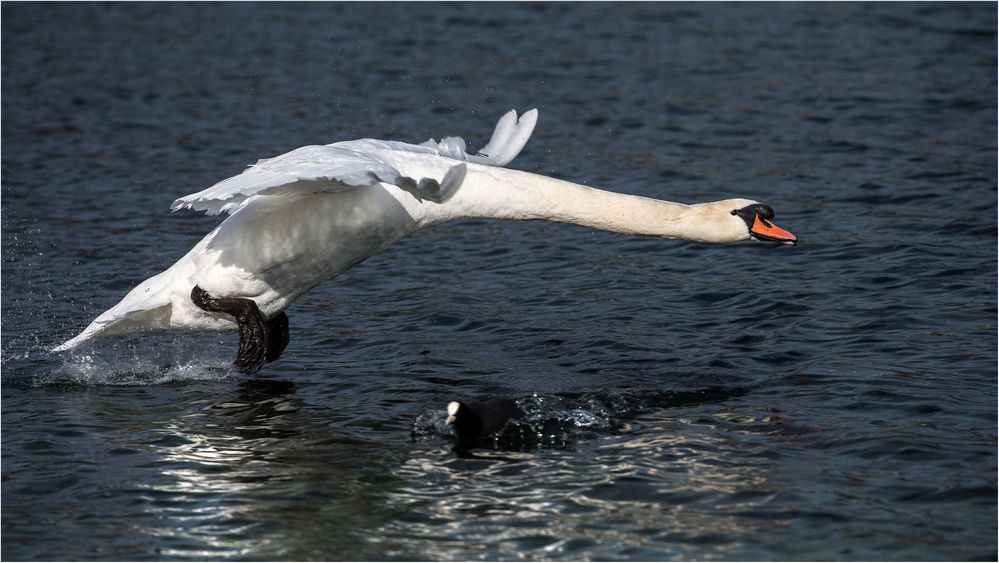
[265, 312, 290, 363]
[190, 286, 269, 374]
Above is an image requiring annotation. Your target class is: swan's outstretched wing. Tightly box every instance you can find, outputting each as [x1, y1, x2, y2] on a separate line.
[420, 108, 538, 167]
[171, 145, 466, 216]
[171, 108, 536, 216]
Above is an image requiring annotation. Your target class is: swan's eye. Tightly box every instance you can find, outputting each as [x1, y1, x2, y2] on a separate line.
[730, 210, 738, 215]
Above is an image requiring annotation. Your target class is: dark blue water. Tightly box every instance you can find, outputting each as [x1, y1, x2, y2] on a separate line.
[2, 3, 996, 561]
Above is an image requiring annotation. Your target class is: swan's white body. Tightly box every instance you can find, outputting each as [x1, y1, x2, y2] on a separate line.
[54, 109, 792, 352]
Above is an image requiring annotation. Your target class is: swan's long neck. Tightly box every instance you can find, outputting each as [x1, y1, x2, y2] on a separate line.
[434, 166, 708, 240]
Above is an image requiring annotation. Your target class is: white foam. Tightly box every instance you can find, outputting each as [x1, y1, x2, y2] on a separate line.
[41, 335, 236, 386]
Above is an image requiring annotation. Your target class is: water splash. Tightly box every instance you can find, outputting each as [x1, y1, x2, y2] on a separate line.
[49, 353, 236, 387]
[6, 333, 238, 387]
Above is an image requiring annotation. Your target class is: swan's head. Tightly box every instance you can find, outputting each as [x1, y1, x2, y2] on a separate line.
[686, 199, 797, 245]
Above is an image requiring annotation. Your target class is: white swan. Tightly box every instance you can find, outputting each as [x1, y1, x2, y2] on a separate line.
[53, 109, 796, 372]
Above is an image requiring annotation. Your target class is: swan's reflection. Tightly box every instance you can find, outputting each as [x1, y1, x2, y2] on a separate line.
[133, 379, 299, 557]
[133, 378, 402, 559]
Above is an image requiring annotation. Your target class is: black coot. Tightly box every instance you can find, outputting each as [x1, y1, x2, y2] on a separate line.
[446, 399, 523, 441]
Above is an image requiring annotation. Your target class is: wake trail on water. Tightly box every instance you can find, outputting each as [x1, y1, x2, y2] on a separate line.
[413, 385, 750, 450]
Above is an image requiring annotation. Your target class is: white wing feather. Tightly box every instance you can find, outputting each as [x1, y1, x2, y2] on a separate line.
[170, 145, 408, 216]
[171, 109, 537, 216]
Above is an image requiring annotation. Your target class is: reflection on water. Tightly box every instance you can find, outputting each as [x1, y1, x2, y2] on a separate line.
[87, 378, 415, 560]
[389, 412, 781, 560]
[130, 379, 302, 558]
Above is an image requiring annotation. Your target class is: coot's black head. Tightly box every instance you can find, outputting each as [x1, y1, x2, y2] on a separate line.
[446, 399, 523, 441]
[731, 202, 797, 245]
[446, 401, 481, 440]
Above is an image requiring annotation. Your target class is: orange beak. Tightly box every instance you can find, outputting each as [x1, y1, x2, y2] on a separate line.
[751, 215, 797, 245]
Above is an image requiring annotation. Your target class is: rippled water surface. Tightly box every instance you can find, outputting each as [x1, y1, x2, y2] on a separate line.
[2, 3, 996, 561]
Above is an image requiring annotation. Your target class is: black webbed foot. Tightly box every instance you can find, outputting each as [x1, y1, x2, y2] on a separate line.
[265, 311, 290, 364]
[233, 304, 269, 374]
[191, 286, 286, 374]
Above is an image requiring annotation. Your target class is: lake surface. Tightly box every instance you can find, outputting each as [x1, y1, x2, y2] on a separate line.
[2, 3, 996, 561]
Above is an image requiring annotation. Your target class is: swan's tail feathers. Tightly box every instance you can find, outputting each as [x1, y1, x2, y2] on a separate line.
[51, 274, 174, 352]
[421, 109, 539, 168]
